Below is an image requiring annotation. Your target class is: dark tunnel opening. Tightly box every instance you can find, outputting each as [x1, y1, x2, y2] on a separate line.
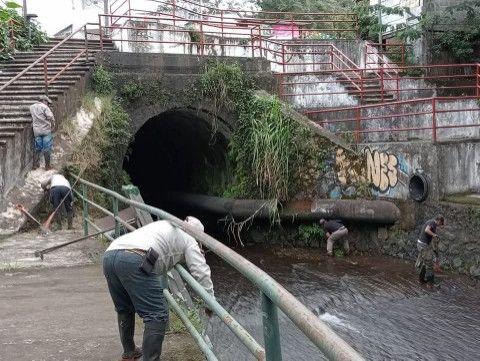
[123, 109, 230, 228]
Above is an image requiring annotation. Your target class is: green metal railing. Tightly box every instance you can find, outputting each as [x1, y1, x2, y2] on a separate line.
[73, 176, 364, 361]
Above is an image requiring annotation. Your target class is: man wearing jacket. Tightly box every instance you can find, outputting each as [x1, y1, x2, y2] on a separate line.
[103, 216, 214, 361]
[30, 95, 55, 170]
[319, 218, 349, 257]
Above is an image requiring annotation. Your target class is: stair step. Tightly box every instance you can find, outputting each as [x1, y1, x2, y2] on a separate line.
[0, 119, 32, 125]
[0, 125, 26, 132]
[0, 132, 16, 138]
[0, 111, 32, 118]
[0, 93, 59, 100]
[0, 75, 82, 82]
[4, 60, 92, 68]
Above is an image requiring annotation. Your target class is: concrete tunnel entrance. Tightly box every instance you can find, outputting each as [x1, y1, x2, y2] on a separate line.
[123, 109, 229, 218]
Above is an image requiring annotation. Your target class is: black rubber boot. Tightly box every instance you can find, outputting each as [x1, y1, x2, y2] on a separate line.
[44, 151, 51, 170]
[118, 312, 142, 360]
[67, 211, 74, 230]
[142, 321, 167, 361]
[54, 215, 62, 231]
[33, 150, 40, 169]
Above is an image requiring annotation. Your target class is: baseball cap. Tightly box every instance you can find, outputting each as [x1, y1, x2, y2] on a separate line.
[185, 216, 204, 232]
[39, 95, 52, 104]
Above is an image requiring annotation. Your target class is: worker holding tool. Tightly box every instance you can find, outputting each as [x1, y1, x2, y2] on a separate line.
[415, 215, 445, 288]
[41, 172, 74, 230]
[103, 216, 214, 361]
[30, 95, 55, 170]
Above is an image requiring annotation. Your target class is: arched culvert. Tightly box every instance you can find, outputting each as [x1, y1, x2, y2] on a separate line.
[123, 109, 230, 209]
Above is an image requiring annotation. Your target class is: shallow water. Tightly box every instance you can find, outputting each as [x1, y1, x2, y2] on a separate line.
[205, 247, 480, 361]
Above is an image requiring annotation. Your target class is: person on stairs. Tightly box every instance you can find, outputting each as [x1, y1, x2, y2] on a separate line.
[103, 216, 214, 361]
[41, 172, 74, 230]
[30, 95, 55, 170]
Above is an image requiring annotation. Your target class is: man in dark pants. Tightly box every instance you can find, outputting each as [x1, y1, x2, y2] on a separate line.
[41, 172, 74, 230]
[319, 218, 349, 257]
[415, 215, 444, 287]
[103, 216, 214, 361]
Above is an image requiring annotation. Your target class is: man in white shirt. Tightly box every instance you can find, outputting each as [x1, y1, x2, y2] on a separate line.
[41, 172, 74, 230]
[103, 216, 214, 361]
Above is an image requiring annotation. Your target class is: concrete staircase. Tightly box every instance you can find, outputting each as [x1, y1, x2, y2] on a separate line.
[339, 72, 395, 104]
[0, 38, 116, 197]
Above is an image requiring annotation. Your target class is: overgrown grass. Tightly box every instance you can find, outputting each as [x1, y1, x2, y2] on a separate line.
[198, 61, 331, 202]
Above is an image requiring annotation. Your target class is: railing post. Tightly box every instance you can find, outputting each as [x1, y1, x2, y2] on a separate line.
[277, 73, 283, 100]
[84, 25, 89, 62]
[477, 64, 480, 99]
[380, 62, 384, 102]
[200, 21, 204, 55]
[355, 106, 361, 143]
[82, 184, 89, 236]
[261, 292, 282, 361]
[360, 68, 364, 102]
[112, 196, 120, 238]
[432, 97, 437, 143]
[99, 15, 104, 50]
[43, 58, 49, 95]
[250, 28, 255, 58]
[330, 45, 334, 70]
[220, 10, 224, 56]
[281, 43, 286, 73]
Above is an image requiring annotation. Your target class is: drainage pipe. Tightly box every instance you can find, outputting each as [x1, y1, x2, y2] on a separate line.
[160, 193, 400, 224]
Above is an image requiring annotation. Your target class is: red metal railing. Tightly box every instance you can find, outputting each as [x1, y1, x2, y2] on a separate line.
[365, 42, 412, 67]
[278, 63, 480, 107]
[304, 95, 480, 143]
[0, 24, 95, 95]
[113, 0, 358, 38]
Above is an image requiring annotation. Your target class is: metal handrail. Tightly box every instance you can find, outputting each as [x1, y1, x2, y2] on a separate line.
[75, 176, 364, 361]
[0, 24, 90, 94]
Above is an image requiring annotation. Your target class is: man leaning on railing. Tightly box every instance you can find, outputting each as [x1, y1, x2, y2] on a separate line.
[102, 216, 214, 361]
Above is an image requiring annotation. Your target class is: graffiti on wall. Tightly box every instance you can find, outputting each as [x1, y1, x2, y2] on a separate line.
[330, 147, 410, 198]
[365, 147, 399, 193]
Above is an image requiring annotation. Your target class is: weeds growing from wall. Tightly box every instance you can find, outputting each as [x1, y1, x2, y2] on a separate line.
[197, 61, 331, 202]
[65, 92, 132, 198]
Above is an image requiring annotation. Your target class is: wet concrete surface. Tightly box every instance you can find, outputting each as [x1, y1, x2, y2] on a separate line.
[0, 265, 204, 361]
[0, 229, 204, 361]
[206, 246, 480, 361]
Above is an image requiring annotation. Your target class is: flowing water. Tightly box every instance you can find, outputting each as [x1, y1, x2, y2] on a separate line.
[205, 247, 480, 361]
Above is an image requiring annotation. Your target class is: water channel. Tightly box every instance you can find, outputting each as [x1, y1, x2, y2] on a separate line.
[205, 247, 480, 360]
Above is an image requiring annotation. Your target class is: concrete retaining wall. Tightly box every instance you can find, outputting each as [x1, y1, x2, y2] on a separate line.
[319, 139, 480, 202]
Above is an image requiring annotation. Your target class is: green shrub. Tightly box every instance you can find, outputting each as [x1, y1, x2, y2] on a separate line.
[92, 65, 114, 95]
[298, 223, 325, 246]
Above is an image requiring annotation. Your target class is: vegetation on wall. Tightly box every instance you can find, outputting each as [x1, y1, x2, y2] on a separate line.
[0, 1, 47, 60]
[66, 67, 133, 194]
[197, 62, 331, 202]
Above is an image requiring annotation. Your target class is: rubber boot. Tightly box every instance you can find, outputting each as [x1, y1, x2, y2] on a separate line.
[53, 214, 63, 231]
[142, 321, 167, 361]
[67, 211, 74, 230]
[33, 150, 40, 169]
[118, 312, 142, 360]
[44, 151, 51, 170]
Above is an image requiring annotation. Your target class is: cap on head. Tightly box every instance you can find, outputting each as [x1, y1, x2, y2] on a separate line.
[185, 216, 204, 232]
[436, 215, 445, 225]
[319, 218, 326, 225]
[39, 95, 52, 104]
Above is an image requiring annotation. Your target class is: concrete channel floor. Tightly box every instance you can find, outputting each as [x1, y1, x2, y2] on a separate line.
[0, 229, 205, 361]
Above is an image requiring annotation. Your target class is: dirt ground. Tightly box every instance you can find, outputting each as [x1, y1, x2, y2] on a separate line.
[0, 229, 205, 361]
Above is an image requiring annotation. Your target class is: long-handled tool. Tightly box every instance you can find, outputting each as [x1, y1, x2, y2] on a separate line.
[16, 204, 50, 235]
[34, 226, 115, 260]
